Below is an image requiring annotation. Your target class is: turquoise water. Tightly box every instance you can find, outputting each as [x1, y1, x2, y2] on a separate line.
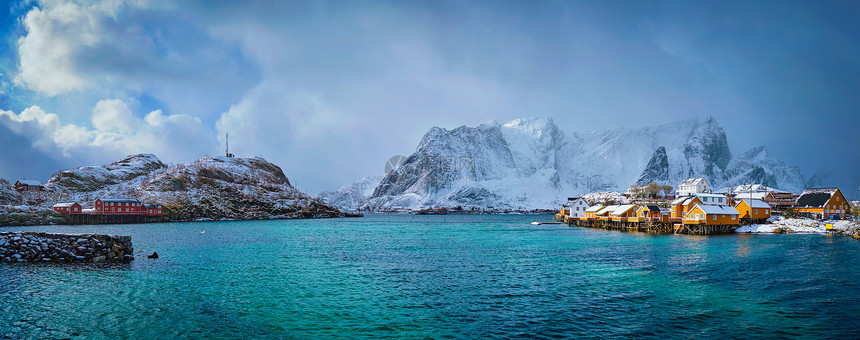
[1, 214, 859, 338]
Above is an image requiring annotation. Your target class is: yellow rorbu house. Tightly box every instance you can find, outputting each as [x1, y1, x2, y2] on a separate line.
[794, 188, 850, 220]
[670, 196, 702, 219]
[734, 199, 771, 221]
[683, 204, 740, 226]
[584, 205, 604, 218]
[610, 204, 638, 221]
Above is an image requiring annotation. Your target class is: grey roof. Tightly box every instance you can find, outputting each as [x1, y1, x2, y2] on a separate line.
[694, 204, 739, 215]
[17, 179, 43, 186]
[738, 199, 771, 209]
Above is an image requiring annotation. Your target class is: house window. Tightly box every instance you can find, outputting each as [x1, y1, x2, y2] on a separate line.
[754, 209, 758, 214]
[713, 215, 717, 220]
[765, 209, 769, 215]
[732, 215, 736, 220]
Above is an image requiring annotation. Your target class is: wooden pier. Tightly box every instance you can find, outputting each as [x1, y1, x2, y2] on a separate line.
[63, 214, 169, 225]
[554, 214, 737, 235]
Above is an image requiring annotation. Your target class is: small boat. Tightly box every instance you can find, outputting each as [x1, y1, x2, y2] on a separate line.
[531, 222, 542, 225]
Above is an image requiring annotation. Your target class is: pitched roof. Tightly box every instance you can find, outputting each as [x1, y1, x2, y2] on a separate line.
[596, 205, 619, 215]
[796, 188, 839, 208]
[567, 197, 589, 205]
[682, 198, 699, 206]
[680, 177, 708, 187]
[52, 202, 79, 207]
[99, 198, 142, 203]
[610, 204, 637, 216]
[585, 205, 604, 212]
[738, 199, 771, 209]
[694, 193, 727, 199]
[671, 196, 689, 205]
[732, 192, 772, 200]
[645, 205, 662, 212]
[17, 179, 43, 186]
[694, 204, 739, 215]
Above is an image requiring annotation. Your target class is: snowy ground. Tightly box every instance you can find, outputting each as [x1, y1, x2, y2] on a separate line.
[736, 216, 860, 234]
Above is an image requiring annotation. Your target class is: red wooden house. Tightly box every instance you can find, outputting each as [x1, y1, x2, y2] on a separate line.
[96, 198, 146, 215]
[144, 203, 166, 216]
[52, 202, 82, 214]
[14, 180, 45, 192]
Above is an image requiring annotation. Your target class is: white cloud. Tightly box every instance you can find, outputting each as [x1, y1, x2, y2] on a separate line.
[14, 1, 126, 95]
[92, 98, 137, 133]
[0, 99, 214, 163]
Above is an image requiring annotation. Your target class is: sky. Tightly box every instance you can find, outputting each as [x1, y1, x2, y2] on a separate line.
[0, 0, 857, 195]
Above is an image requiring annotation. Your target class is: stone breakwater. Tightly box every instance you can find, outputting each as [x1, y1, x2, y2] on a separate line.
[0, 232, 133, 263]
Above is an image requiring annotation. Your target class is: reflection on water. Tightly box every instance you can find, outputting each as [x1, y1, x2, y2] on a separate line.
[1, 214, 859, 338]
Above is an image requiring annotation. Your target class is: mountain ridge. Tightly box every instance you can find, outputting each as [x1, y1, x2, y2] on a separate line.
[321, 116, 828, 209]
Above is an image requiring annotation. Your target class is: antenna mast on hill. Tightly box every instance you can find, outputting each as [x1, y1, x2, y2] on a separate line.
[225, 134, 234, 158]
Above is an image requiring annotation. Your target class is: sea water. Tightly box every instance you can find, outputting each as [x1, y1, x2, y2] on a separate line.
[1, 214, 859, 338]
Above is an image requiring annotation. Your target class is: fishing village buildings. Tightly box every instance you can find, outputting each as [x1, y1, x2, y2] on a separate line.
[52, 198, 166, 224]
[557, 177, 853, 235]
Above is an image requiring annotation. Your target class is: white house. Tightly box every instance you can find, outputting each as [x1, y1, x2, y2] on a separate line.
[678, 177, 711, 196]
[566, 197, 591, 218]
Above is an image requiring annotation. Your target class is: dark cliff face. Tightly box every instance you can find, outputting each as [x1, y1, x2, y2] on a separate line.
[636, 146, 669, 184]
[682, 116, 733, 180]
[371, 123, 516, 198]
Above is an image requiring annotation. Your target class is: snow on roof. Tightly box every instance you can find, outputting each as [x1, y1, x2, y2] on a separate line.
[585, 205, 604, 212]
[596, 205, 619, 215]
[738, 199, 771, 209]
[682, 198, 698, 206]
[99, 198, 142, 203]
[610, 204, 637, 216]
[796, 188, 839, 208]
[733, 192, 772, 200]
[680, 178, 708, 187]
[17, 179, 43, 186]
[671, 196, 689, 205]
[693, 193, 727, 199]
[52, 202, 78, 207]
[693, 204, 739, 215]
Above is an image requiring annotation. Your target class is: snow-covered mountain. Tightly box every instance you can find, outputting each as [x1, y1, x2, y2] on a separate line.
[324, 116, 813, 210]
[317, 175, 382, 209]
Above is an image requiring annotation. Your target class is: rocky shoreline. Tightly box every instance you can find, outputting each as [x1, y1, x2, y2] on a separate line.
[0, 232, 133, 263]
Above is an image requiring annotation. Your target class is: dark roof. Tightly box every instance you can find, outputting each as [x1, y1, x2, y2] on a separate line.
[99, 198, 141, 203]
[646, 205, 662, 212]
[795, 188, 838, 208]
[144, 204, 161, 208]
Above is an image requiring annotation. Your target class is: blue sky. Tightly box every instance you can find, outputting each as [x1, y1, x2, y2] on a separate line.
[0, 0, 857, 194]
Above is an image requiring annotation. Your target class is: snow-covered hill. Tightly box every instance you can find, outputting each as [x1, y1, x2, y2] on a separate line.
[41, 154, 342, 220]
[325, 116, 815, 210]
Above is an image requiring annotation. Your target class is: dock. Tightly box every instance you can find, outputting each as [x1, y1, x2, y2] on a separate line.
[553, 213, 737, 235]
